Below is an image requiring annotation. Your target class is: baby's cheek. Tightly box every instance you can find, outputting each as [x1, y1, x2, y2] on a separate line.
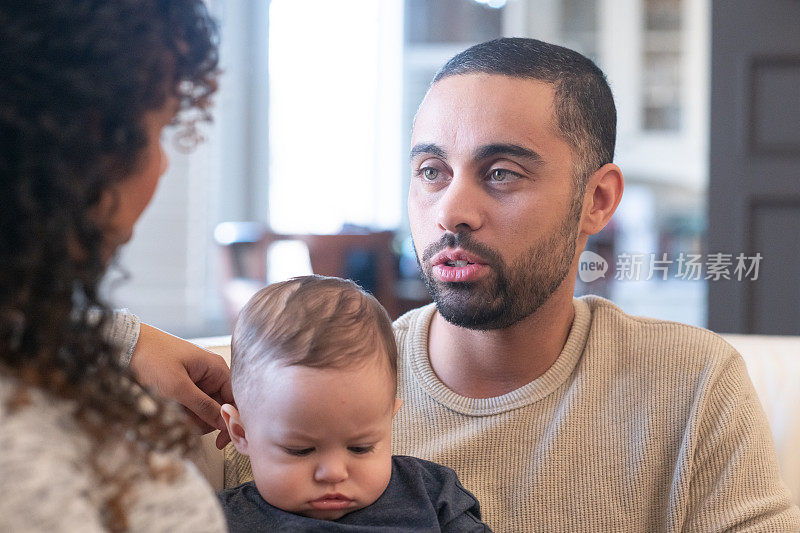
[250, 459, 277, 495]
[252, 460, 305, 509]
[359, 455, 393, 505]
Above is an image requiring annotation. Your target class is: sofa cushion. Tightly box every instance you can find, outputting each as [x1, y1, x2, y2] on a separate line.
[722, 334, 800, 505]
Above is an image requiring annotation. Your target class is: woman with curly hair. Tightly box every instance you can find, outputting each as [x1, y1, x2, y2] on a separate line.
[0, 1, 228, 531]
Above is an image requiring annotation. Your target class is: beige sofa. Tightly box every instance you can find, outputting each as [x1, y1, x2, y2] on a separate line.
[191, 334, 800, 506]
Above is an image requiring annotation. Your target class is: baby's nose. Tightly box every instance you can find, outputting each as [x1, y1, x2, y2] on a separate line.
[314, 457, 348, 484]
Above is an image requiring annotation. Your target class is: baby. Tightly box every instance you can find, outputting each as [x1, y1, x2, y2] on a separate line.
[218, 275, 491, 531]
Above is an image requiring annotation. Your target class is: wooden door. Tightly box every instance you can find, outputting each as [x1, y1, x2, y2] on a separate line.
[708, 0, 800, 334]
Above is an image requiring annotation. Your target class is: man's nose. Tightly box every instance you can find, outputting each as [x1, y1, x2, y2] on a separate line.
[314, 455, 348, 484]
[436, 175, 484, 233]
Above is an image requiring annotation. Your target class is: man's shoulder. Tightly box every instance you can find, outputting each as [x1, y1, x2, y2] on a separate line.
[392, 303, 435, 335]
[579, 294, 740, 370]
[392, 304, 436, 360]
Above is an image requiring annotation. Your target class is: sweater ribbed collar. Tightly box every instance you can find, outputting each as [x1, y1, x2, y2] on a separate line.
[405, 298, 592, 416]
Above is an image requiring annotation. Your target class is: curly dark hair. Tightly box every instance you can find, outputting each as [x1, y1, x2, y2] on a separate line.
[0, 0, 218, 529]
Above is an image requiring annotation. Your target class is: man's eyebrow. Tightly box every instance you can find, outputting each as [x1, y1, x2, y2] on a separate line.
[410, 143, 447, 161]
[474, 143, 543, 163]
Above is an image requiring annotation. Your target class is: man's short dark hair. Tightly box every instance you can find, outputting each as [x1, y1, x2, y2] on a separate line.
[433, 37, 616, 190]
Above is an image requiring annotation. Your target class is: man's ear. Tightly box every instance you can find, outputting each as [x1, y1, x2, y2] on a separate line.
[220, 403, 249, 455]
[579, 163, 624, 236]
[392, 398, 403, 418]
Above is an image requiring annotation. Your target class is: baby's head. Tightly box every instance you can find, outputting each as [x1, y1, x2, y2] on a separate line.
[221, 275, 401, 520]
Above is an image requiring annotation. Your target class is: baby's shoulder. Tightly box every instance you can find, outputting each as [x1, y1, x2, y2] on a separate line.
[391, 455, 457, 478]
[389, 455, 487, 530]
[390, 455, 473, 499]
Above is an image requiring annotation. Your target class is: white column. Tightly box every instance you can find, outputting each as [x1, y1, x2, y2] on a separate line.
[374, 0, 404, 229]
[683, 0, 710, 188]
[597, 0, 643, 140]
[522, 0, 564, 43]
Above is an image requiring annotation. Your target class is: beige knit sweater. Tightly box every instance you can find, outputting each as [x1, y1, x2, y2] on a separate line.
[391, 296, 800, 532]
[224, 296, 800, 532]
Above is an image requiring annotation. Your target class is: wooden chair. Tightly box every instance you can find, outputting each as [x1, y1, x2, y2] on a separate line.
[214, 222, 399, 324]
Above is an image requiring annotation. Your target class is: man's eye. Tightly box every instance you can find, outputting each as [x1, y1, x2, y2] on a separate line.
[489, 168, 517, 182]
[348, 445, 375, 455]
[284, 447, 314, 456]
[419, 167, 439, 181]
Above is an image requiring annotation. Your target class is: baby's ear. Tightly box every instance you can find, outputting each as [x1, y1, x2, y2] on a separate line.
[392, 398, 403, 418]
[220, 403, 249, 455]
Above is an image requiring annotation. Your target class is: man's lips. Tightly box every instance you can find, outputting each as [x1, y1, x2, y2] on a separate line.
[431, 248, 488, 267]
[308, 493, 354, 510]
[430, 248, 490, 283]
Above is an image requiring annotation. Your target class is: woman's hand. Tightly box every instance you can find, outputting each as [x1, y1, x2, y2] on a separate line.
[129, 324, 234, 449]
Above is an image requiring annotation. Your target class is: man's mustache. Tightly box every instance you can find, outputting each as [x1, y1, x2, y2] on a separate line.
[420, 232, 503, 267]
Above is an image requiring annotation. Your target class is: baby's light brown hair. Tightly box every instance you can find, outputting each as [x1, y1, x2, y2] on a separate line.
[230, 275, 398, 404]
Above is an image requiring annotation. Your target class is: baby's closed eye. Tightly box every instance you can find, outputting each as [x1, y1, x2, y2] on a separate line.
[348, 445, 375, 454]
[283, 447, 314, 456]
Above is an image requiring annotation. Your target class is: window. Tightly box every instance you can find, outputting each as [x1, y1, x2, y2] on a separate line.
[268, 0, 403, 234]
[642, 0, 683, 131]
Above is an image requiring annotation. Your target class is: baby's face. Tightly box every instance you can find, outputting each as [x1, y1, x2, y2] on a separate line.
[229, 356, 399, 520]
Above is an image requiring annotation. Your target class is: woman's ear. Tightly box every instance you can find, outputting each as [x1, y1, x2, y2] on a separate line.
[220, 403, 249, 455]
[579, 163, 624, 236]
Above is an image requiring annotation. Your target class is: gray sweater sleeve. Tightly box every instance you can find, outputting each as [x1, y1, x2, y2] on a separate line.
[107, 310, 140, 367]
[442, 512, 492, 533]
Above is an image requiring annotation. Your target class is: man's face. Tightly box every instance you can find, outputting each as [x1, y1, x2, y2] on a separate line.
[408, 74, 582, 330]
[235, 357, 399, 520]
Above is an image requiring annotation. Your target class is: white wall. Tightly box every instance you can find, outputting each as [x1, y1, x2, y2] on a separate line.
[104, 0, 268, 337]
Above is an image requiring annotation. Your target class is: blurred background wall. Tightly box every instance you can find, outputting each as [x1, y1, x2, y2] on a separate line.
[105, 0, 786, 337]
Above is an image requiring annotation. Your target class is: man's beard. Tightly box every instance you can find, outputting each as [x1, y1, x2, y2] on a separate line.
[415, 199, 581, 330]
